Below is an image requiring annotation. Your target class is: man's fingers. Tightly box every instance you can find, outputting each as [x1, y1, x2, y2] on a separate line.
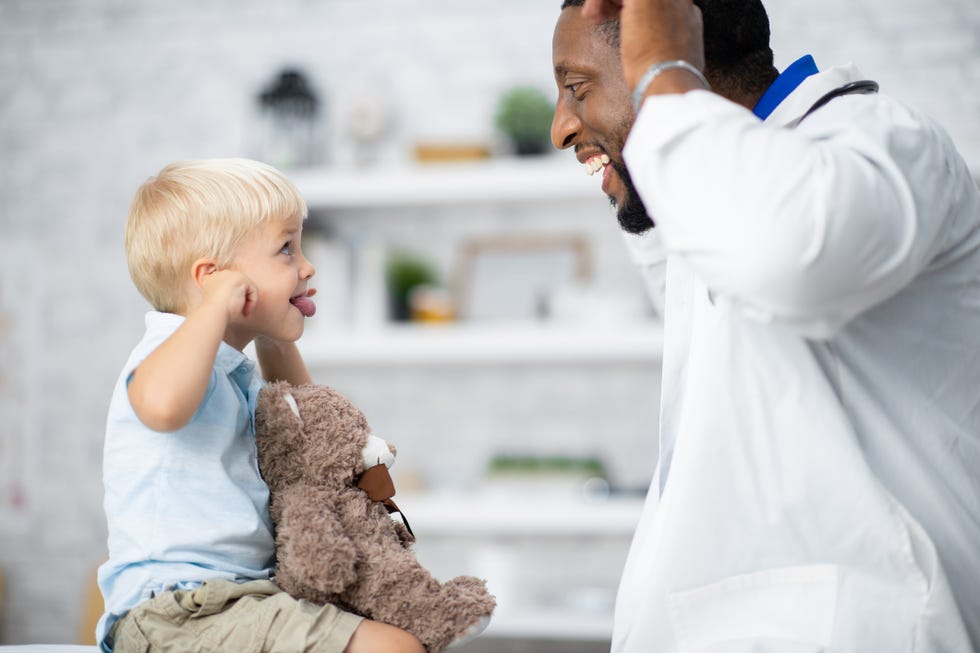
[617, 0, 707, 87]
[582, 0, 623, 22]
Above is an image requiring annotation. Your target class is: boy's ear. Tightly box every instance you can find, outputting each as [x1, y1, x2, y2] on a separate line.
[190, 257, 219, 289]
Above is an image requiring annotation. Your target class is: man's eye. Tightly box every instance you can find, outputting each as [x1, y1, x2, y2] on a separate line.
[566, 82, 582, 96]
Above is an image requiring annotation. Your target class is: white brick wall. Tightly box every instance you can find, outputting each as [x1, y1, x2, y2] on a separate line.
[0, 0, 977, 644]
[767, 0, 980, 168]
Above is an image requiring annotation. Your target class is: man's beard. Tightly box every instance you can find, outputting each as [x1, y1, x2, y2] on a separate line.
[608, 159, 653, 235]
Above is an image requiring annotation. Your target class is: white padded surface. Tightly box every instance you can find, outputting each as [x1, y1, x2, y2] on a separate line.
[0, 647, 99, 652]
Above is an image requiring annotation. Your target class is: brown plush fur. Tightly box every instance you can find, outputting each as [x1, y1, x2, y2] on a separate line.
[255, 381, 496, 652]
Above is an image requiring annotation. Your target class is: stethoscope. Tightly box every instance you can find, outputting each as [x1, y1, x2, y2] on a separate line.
[800, 80, 880, 122]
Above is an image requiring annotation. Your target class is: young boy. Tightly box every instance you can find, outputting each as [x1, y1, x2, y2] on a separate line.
[97, 158, 423, 653]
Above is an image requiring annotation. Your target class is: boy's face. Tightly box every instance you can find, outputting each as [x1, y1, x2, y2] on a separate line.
[224, 211, 316, 346]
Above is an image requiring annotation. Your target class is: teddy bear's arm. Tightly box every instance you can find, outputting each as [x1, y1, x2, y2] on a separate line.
[276, 486, 359, 595]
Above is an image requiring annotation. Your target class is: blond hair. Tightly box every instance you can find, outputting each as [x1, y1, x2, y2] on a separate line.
[125, 158, 307, 312]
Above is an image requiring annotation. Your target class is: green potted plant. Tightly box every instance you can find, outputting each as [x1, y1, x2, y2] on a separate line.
[494, 86, 555, 156]
[385, 250, 438, 322]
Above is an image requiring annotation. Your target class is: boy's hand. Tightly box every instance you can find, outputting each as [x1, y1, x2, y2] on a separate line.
[254, 288, 316, 385]
[201, 269, 258, 321]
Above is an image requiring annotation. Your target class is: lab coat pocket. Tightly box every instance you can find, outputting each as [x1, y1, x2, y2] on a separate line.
[667, 564, 838, 653]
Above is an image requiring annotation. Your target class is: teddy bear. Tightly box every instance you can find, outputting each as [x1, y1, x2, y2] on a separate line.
[254, 380, 496, 652]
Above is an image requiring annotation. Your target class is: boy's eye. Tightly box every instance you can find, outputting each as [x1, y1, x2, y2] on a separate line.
[280, 242, 294, 256]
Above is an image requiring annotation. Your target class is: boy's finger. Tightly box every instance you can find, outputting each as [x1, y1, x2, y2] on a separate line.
[241, 285, 258, 317]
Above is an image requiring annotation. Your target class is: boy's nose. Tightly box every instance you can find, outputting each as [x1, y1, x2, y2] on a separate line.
[299, 253, 315, 279]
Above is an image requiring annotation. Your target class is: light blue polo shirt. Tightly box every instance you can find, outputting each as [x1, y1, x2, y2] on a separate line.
[96, 311, 275, 650]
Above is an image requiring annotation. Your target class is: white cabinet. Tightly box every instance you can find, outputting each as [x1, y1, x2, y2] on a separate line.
[289, 157, 659, 644]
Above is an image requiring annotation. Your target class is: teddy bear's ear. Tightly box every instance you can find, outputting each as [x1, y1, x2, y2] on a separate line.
[283, 391, 302, 422]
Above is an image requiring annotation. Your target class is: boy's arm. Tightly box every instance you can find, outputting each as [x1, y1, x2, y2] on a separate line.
[128, 269, 255, 432]
[255, 337, 312, 385]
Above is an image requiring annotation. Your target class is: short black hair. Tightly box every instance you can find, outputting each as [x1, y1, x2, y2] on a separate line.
[561, 0, 779, 98]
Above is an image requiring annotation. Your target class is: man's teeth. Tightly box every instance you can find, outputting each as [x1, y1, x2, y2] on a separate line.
[585, 154, 611, 176]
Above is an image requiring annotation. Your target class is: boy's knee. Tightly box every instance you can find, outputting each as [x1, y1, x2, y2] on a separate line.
[345, 619, 425, 653]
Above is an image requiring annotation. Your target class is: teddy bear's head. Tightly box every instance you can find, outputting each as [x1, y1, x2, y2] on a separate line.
[255, 381, 372, 494]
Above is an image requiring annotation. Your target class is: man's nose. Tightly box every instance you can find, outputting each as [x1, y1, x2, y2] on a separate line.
[551, 99, 580, 150]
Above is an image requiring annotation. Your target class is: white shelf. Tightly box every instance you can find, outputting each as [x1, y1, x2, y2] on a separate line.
[299, 322, 663, 366]
[485, 609, 614, 641]
[288, 155, 603, 210]
[404, 490, 637, 641]
[397, 489, 645, 537]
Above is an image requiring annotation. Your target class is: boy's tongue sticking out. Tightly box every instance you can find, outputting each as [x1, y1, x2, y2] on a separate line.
[290, 294, 316, 317]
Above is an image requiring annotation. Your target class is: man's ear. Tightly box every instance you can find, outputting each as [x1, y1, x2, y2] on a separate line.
[190, 257, 219, 289]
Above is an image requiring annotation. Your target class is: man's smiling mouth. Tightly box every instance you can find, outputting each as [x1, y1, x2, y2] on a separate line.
[584, 153, 610, 176]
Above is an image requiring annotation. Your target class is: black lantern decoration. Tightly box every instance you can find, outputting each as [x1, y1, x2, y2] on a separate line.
[256, 68, 322, 168]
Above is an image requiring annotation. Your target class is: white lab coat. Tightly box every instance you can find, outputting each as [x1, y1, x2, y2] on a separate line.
[613, 64, 980, 652]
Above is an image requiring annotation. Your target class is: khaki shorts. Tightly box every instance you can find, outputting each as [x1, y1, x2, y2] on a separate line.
[109, 578, 363, 653]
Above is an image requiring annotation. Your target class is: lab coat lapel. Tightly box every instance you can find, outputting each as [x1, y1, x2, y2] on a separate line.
[766, 64, 863, 128]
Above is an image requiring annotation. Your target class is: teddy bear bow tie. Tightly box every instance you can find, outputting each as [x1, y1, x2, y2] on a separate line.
[357, 464, 414, 538]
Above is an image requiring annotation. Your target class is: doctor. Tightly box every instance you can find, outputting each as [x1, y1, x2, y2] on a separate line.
[551, 0, 980, 651]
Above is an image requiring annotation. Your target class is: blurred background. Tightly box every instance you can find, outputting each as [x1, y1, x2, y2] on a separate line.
[0, 0, 977, 649]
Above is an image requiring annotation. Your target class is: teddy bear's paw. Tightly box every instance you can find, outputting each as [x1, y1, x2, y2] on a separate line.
[447, 615, 491, 649]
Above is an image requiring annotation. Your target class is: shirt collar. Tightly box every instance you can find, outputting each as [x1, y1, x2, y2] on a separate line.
[214, 341, 253, 376]
[753, 54, 819, 120]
